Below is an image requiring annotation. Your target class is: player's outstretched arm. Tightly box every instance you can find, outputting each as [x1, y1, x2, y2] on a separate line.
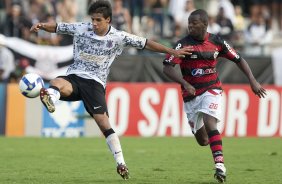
[236, 58, 267, 98]
[145, 40, 193, 58]
[30, 22, 57, 33]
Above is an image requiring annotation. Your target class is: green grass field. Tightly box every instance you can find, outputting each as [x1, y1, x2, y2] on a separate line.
[0, 137, 281, 184]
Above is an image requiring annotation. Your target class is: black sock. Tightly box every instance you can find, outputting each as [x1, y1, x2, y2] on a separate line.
[103, 128, 115, 138]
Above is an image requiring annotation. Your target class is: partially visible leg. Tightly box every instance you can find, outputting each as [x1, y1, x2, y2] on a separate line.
[49, 77, 73, 98]
[194, 125, 209, 146]
[94, 113, 126, 165]
[189, 112, 209, 146]
[203, 114, 224, 164]
[203, 114, 226, 183]
[93, 113, 129, 180]
[79, 77, 129, 180]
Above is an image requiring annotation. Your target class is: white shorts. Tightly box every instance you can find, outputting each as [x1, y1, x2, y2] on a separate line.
[183, 89, 222, 134]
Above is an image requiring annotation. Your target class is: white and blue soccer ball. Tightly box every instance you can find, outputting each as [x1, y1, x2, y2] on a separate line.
[19, 73, 44, 98]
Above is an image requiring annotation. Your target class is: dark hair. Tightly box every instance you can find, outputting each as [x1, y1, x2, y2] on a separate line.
[190, 9, 209, 25]
[88, 0, 112, 22]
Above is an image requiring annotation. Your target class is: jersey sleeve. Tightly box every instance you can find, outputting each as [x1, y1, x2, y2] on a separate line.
[121, 31, 147, 49]
[56, 22, 86, 35]
[163, 42, 183, 66]
[218, 36, 241, 63]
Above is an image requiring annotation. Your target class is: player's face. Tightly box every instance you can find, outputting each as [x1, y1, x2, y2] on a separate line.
[188, 14, 207, 39]
[91, 13, 111, 36]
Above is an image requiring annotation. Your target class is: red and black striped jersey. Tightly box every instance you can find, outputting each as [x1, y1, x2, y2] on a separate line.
[163, 33, 241, 102]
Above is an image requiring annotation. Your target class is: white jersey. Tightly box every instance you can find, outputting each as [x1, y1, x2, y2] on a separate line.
[56, 22, 147, 87]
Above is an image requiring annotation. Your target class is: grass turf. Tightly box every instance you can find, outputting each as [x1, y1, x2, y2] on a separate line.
[0, 137, 281, 184]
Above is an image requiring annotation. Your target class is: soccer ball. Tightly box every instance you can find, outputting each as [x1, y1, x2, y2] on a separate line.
[19, 73, 44, 98]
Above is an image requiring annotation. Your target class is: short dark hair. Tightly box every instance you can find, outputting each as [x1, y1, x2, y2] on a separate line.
[190, 9, 209, 25]
[88, 0, 112, 22]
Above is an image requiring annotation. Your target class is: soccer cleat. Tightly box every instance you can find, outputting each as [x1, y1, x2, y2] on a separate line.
[117, 164, 130, 180]
[214, 163, 226, 183]
[40, 88, 55, 113]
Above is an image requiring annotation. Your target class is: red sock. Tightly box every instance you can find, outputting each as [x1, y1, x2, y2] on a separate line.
[208, 130, 224, 164]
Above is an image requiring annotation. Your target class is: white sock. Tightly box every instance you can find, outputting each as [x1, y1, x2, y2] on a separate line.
[106, 133, 126, 165]
[47, 88, 60, 104]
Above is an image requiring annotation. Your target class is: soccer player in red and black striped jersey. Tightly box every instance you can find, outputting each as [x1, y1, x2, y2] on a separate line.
[163, 9, 267, 183]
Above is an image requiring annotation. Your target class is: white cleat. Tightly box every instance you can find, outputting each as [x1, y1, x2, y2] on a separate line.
[40, 88, 55, 113]
[214, 163, 226, 183]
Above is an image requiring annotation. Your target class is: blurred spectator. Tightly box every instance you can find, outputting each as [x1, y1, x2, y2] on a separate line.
[233, 5, 245, 49]
[119, 0, 144, 35]
[0, 0, 10, 33]
[149, 0, 168, 38]
[249, 0, 266, 21]
[112, 0, 137, 55]
[234, 5, 245, 32]
[140, 16, 156, 40]
[126, 0, 144, 23]
[176, 0, 196, 37]
[36, 13, 60, 45]
[56, 0, 78, 23]
[0, 44, 15, 82]
[244, 13, 273, 56]
[216, 7, 234, 42]
[172, 24, 182, 44]
[207, 16, 221, 34]
[271, 0, 282, 35]
[168, 0, 186, 23]
[219, 0, 236, 24]
[2, 3, 32, 39]
[249, 0, 271, 29]
[0, 0, 280, 58]
[112, 0, 132, 33]
[23, 0, 57, 44]
[206, 0, 220, 17]
[55, 0, 78, 46]
[27, 0, 55, 24]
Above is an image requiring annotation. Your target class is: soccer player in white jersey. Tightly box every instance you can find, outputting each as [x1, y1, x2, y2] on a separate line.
[30, 0, 192, 180]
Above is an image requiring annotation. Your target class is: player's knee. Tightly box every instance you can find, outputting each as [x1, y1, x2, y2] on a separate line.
[50, 78, 72, 96]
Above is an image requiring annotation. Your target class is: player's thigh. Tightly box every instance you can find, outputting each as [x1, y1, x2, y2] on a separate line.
[184, 97, 205, 134]
[80, 79, 108, 117]
[203, 113, 218, 132]
[50, 77, 74, 97]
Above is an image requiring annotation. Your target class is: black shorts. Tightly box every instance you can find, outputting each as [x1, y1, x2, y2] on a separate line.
[57, 74, 108, 116]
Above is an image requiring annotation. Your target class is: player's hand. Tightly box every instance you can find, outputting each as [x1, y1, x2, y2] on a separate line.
[250, 81, 267, 98]
[182, 82, 196, 96]
[173, 46, 194, 58]
[30, 23, 44, 33]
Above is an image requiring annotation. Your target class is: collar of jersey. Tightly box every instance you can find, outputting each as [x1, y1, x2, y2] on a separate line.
[94, 26, 111, 38]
